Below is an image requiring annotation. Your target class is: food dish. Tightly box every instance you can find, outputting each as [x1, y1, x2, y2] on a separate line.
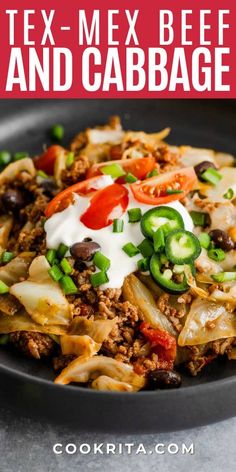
[0, 109, 236, 395]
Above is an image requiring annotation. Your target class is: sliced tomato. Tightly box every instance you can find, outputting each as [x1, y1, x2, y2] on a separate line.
[131, 167, 197, 205]
[140, 322, 176, 366]
[80, 184, 129, 230]
[34, 145, 66, 175]
[45, 176, 103, 218]
[87, 156, 156, 182]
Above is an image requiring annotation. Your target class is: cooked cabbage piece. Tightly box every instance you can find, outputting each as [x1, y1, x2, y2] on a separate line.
[61, 334, 101, 357]
[10, 256, 71, 326]
[0, 310, 68, 335]
[0, 252, 35, 286]
[178, 298, 236, 346]
[69, 317, 117, 343]
[91, 376, 133, 392]
[0, 216, 13, 255]
[123, 274, 176, 336]
[0, 158, 35, 184]
[55, 355, 146, 390]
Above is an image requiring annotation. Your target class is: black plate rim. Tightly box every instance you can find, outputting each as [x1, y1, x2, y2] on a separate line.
[0, 358, 235, 398]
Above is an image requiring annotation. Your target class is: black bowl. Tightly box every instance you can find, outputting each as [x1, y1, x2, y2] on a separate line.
[0, 99, 236, 433]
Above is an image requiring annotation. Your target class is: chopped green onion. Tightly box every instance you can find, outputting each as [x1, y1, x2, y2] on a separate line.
[13, 151, 28, 161]
[90, 271, 109, 288]
[125, 172, 138, 183]
[128, 208, 142, 223]
[60, 275, 78, 294]
[153, 228, 165, 252]
[122, 242, 140, 257]
[223, 188, 234, 200]
[51, 124, 64, 141]
[1, 251, 14, 264]
[66, 152, 74, 168]
[46, 249, 57, 266]
[201, 168, 222, 186]
[211, 272, 236, 283]
[0, 280, 9, 294]
[198, 232, 211, 249]
[101, 163, 125, 179]
[57, 243, 69, 259]
[137, 239, 154, 258]
[146, 168, 159, 178]
[113, 219, 124, 233]
[93, 251, 110, 271]
[190, 211, 208, 227]
[0, 334, 9, 345]
[37, 170, 48, 178]
[208, 241, 215, 251]
[48, 265, 63, 282]
[166, 189, 183, 195]
[60, 258, 73, 275]
[0, 150, 11, 167]
[137, 257, 150, 272]
[208, 248, 225, 262]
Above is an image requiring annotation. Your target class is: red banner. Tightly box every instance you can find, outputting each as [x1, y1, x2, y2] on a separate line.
[0, 0, 235, 98]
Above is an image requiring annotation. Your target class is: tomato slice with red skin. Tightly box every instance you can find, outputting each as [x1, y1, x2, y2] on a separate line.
[80, 184, 129, 230]
[45, 176, 103, 218]
[34, 145, 66, 175]
[87, 156, 156, 182]
[140, 322, 177, 365]
[130, 167, 197, 205]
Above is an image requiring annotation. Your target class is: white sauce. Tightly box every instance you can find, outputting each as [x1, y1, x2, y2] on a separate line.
[45, 179, 193, 289]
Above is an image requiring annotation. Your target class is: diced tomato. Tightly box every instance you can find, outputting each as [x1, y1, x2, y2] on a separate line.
[80, 184, 129, 230]
[131, 167, 197, 205]
[45, 176, 104, 218]
[140, 322, 176, 365]
[87, 156, 156, 182]
[34, 145, 66, 175]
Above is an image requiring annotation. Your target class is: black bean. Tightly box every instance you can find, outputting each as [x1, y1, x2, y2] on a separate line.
[209, 229, 235, 252]
[2, 189, 28, 213]
[194, 161, 217, 181]
[74, 260, 87, 272]
[148, 369, 182, 390]
[70, 241, 101, 261]
[40, 178, 58, 197]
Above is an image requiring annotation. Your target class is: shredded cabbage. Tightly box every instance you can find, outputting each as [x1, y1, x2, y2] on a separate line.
[10, 256, 71, 326]
[178, 297, 236, 346]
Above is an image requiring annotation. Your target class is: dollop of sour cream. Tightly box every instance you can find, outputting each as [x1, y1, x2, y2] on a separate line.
[45, 178, 193, 289]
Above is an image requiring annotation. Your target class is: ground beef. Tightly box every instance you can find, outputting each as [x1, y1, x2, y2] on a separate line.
[156, 293, 187, 333]
[9, 332, 56, 359]
[65, 266, 151, 368]
[1, 177, 48, 253]
[52, 354, 76, 372]
[154, 145, 180, 173]
[212, 337, 235, 355]
[70, 131, 88, 154]
[61, 155, 90, 186]
[186, 354, 217, 376]
[21, 192, 49, 224]
[16, 224, 46, 253]
[0, 294, 21, 316]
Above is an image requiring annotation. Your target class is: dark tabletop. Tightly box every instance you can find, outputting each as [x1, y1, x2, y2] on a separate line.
[0, 405, 235, 472]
